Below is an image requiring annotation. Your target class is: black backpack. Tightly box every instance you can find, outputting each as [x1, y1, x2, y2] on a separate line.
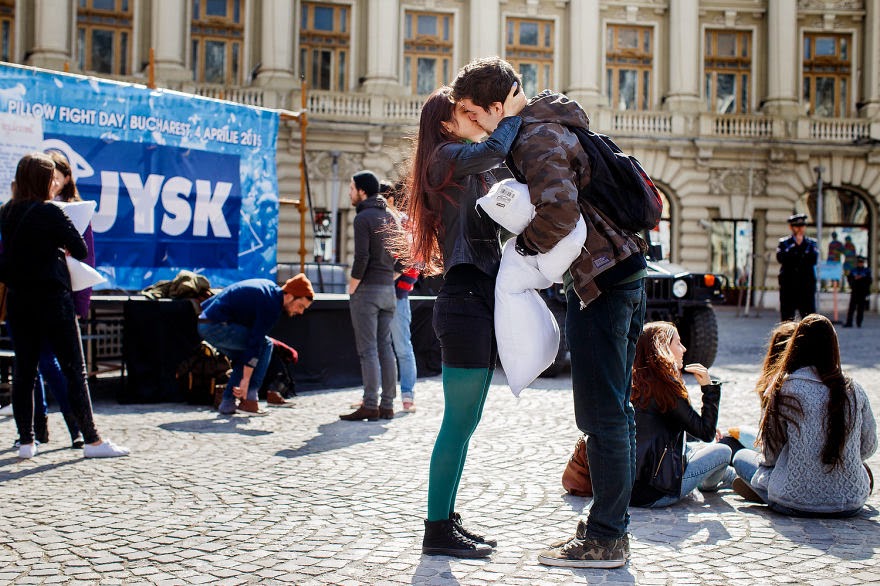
[175, 341, 232, 405]
[506, 126, 662, 233]
[570, 127, 662, 233]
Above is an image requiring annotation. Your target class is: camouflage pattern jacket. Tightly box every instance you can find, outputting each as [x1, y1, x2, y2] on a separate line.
[508, 90, 645, 308]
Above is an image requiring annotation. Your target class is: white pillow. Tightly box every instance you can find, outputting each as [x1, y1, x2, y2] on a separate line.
[66, 256, 106, 291]
[537, 215, 587, 283]
[52, 200, 96, 235]
[476, 179, 534, 234]
[495, 239, 558, 396]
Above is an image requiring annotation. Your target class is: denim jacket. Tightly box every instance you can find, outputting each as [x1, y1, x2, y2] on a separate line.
[429, 115, 522, 278]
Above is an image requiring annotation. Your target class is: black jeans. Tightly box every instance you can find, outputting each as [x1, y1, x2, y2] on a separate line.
[8, 290, 99, 445]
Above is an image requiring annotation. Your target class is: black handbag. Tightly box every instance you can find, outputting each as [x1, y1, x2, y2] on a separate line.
[649, 432, 685, 496]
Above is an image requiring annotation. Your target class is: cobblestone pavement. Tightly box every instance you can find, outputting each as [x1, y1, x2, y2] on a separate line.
[1, 307, 879, 585]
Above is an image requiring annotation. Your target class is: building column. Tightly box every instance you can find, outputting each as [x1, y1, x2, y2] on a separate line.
[254, 0, 295, 89]
[763, 0, 800, 116]
[469, 0, 500, 61]
[362, 0, 401, 94]
[665, 0, 701, 112]
[566, 0, 604, 108]
[861, 0, 880, 118]
[150, 0, 190, 83]
[27, 0, 71, 70]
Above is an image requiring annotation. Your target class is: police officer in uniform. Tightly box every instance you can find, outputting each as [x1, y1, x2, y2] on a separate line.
[776, 213, 819, 321]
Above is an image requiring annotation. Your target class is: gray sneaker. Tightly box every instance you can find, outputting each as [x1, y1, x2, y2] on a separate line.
[538, 534, 628, 569]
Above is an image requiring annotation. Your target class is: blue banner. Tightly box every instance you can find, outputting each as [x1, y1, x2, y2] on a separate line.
[0, 62, 280, 290]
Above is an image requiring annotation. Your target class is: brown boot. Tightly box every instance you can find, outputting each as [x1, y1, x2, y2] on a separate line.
[379, 407, 394, 420]
[237, 399, 268, 416]
[339, 406, 379, 421]
[266, 390, 288, 405]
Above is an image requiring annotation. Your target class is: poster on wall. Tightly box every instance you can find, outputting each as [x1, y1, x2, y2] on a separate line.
[0, 62, 280, 291]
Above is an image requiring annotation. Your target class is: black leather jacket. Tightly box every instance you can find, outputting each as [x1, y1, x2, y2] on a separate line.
[429, 116, 522, 278]
[630, 382, 722, 506]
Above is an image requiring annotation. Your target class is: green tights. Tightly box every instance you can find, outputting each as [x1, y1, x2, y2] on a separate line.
[426, 365, 493, 521]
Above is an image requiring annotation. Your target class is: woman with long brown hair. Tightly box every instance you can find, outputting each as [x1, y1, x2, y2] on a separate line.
[732, 314, 876, 516]
[28, 151, 96, 448]
[404, 84, 525, 558]
[629, 322, 733, 507]
[718, 321, 797, 457]
[1, 152, 128, 459]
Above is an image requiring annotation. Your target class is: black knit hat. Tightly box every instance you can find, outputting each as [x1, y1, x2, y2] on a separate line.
[352, 171, 380, 197]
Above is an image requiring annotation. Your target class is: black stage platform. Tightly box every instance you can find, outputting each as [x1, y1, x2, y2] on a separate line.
[120, 294, 440, 402]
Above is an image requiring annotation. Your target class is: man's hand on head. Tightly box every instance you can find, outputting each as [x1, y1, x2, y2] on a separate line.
[503, 81, 527, 117]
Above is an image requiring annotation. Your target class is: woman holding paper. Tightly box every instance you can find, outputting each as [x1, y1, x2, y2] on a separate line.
[28, 151, 96, 448]
[0, 152, 128, 459]
[401, 85, 524, 558]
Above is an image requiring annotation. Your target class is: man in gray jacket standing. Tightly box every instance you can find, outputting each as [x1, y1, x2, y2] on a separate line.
[340, 171, 398, 421]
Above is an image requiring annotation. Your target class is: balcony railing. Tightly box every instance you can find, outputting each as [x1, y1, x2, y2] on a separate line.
[701, 114, 775, 138]
[182, 87, 877, 144]
[808, 118, 871, 142]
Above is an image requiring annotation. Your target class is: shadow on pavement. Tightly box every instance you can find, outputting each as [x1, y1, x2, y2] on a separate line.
[0, 451, 86, 483]
[275, 418, 391, 458]
[735, 504, 879, 561]
[411, 555, 471, 585]
[158, 417, 272, 436]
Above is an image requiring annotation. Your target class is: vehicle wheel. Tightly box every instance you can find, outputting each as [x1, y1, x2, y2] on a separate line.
[678, 305, 718, 367]
[540, 306, 568, 378]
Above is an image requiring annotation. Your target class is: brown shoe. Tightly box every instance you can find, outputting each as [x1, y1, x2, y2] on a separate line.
[237, 399, 269, 416]
[339, 406, 379, 421]
[732, 477, 764, 503]
[379, 408, 394, 420]
[266, 390, 288, 405]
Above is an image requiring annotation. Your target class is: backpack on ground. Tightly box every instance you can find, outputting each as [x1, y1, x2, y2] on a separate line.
[569, 127, 662, 233]
[175, 341, 232, 405]
[257, 338, 298, 400]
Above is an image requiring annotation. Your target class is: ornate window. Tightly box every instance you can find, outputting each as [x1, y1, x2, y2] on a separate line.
[705, 29, 751, 114]
[0, 0, 13, 63]
[300, 2, 350, 91]
[404, 11, 453, 95]
[647, 190, 673, 262]
[191, 0, 244, 84]
[76, 0, 132, 75]
[803, 33, 851, 117]
[606, 25, 653, 110]
[505, 17, 553, 98]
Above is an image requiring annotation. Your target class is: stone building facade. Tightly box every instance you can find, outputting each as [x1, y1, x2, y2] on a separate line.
[3, 0, 879, 308]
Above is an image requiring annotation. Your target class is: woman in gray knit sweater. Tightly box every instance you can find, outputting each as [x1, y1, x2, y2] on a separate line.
[731, 314, 876, 516]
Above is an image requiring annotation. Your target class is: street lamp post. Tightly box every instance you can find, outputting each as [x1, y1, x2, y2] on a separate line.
[814, 165, 825, 316]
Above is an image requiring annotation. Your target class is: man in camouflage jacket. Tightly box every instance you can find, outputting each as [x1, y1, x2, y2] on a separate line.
[453, 57, 646, 569]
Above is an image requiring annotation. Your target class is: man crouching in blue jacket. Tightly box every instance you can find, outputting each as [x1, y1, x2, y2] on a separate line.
[199, 274, 314, 415]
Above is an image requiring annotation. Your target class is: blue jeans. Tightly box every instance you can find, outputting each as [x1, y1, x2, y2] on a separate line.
[349, 284, 397, 409]
[651, 442, 732, 507]
[197, 322, 273, 402]
[34, 346, 75, 414]
[390, 296, 417, 398]
[731, 450, 861, 517]
[566, 279, 646, 539]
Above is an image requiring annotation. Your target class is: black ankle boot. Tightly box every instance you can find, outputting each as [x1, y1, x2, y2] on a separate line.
[422, 519, 493, 558]
[62, 412, 84, 448]
[451, 512, 497, 547]
[33, 414, 49, 444]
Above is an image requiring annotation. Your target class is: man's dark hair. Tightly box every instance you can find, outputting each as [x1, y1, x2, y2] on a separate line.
[451, 56, 521, 111]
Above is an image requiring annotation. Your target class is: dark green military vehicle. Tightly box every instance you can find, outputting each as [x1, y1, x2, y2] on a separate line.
[540, 259, 725, 377]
